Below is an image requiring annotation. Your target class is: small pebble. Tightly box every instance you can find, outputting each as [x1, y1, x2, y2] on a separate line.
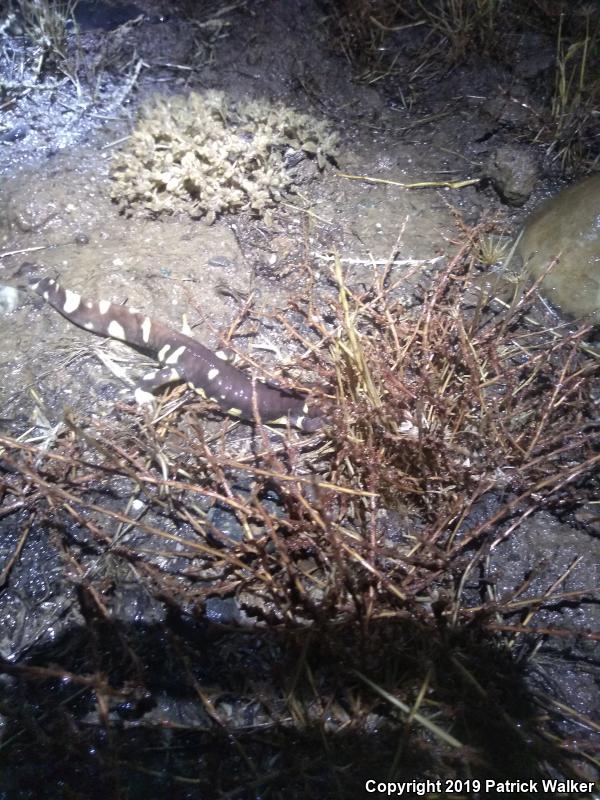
[0, 124, 29, 143]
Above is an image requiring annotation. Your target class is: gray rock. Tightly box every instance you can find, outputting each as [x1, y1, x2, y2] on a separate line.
[514, 174, 600, 320]
[486, 145, 539, 206]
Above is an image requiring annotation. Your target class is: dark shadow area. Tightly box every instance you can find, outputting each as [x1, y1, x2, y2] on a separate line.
[0, 610, 589, 800]
[1, 1, 599, 798]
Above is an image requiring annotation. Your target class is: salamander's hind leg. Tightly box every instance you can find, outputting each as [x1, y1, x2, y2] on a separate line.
[133, 366, 181, 406]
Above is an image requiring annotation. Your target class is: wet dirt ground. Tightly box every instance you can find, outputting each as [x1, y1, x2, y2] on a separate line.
[0, 1, 598, 796]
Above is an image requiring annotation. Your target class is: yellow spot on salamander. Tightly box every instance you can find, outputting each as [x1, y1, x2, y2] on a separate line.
[158, 344, 170, 362]
[141, 316, 152, 343]
[215, 350, 229, 361]
[98, 300, 111, 315]
[107, 320, 126, 340]
[188, 382, 207, 399]
[207, 367, 219, 381]
[268, 415, 305, 429]
[267, 415, 289, 426]
[166, 345, 186, 364]
[62, 289, 81, 314]
[227, 408, 243, 417]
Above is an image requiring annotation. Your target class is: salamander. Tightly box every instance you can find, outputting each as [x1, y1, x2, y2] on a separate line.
[17, 264, 323, 432]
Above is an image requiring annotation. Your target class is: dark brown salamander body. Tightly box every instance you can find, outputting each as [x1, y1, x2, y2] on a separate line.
[22, 269, 323, 431]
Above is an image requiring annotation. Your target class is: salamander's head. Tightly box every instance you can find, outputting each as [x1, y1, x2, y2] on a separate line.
[12, 262, 44, 288]
[288, 401, 327, 433]
[296, 410, 327, 432]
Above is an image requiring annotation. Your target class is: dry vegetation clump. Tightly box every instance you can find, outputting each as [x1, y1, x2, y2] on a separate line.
[547, 5, 600, 169]
[110, 91, 339, 223]
[0, 0, 79, 93]
[328, 0, 600, 171]
[1, 2, 241, 115]
[12, 0, 75, 63]
[1, 0, 145, 104]
[294, 249, 599, 572]
[0, 241, 598, 789]
[328, 0, 506, 80]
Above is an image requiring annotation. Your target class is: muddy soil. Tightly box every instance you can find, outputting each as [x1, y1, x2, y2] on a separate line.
[0, 1, 598, 796]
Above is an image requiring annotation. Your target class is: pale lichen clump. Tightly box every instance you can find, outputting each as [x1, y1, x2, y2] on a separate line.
[110, 91, 339, 223]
